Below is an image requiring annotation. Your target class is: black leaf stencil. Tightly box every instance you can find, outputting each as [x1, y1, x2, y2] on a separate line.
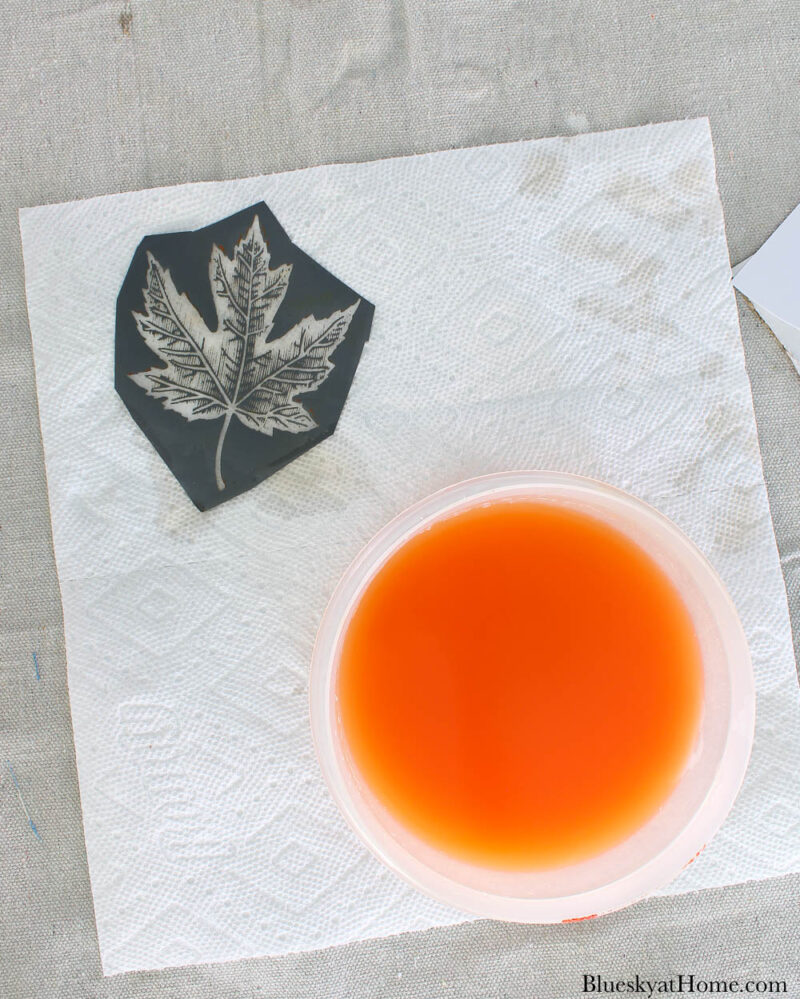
[115, 203, 374, 511]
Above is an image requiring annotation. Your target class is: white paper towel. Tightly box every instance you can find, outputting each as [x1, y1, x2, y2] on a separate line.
[19, 118, 800, 976]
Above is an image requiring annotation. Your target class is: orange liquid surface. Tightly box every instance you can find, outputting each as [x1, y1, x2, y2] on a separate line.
[337, 500, 703, 869]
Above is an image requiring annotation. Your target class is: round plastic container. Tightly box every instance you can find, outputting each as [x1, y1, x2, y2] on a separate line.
[309, 471, 755, 922]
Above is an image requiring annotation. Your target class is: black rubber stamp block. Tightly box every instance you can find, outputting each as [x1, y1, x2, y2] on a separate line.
[116, 203, 374, 511]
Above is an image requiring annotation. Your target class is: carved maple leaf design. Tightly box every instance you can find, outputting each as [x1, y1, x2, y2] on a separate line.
[130, 216, 360, 491]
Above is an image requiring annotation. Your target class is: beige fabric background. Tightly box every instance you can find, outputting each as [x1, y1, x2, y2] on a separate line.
[1, 2, 798, 996]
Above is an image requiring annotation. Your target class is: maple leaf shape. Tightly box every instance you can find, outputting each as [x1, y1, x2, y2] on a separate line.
[130, 216, 360, 491]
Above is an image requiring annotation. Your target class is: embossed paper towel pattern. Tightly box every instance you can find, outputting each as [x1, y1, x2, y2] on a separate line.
[19, 119, 800, 975]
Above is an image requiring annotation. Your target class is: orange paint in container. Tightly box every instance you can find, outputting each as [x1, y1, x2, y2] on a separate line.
[337, 500, 703, 870]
